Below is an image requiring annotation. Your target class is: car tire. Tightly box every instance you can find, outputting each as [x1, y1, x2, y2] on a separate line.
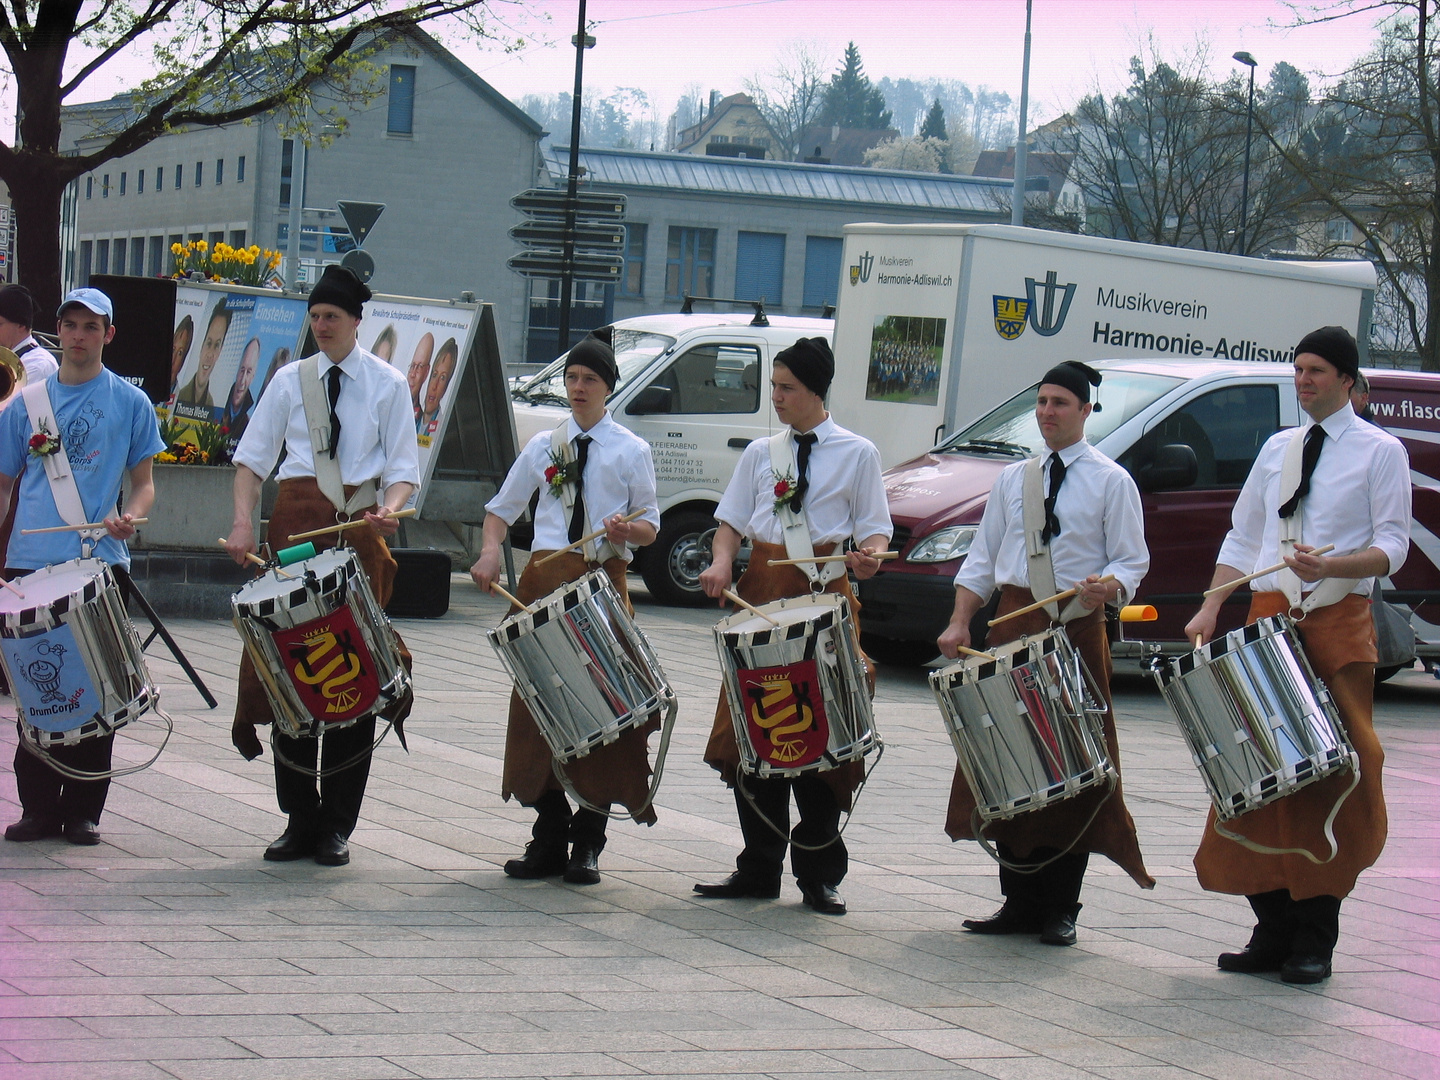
[1375, 663, 1407, 685]
[859, 632, 936, 668]
[640, 511, 717, 606]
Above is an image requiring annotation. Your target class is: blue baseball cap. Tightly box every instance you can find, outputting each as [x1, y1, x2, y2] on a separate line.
[57, 287, 114, 321]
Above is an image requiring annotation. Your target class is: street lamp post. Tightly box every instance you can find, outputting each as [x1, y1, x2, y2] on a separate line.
[1234, 51, 1258, 257]
[1011, 0, 1033, 227]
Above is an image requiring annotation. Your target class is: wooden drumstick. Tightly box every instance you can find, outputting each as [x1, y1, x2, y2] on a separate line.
[989, 574, 1116, 627]
[218, 539, 292, 579]
[0, 577, 24, 599]
[766, 551, 900, 567]
[488, 581, 536, 614]
[286, 507, 417, 542]
[21, 517, 148, 535]
[722, 588, 779, 626]
[533, 509, 648, 567]
[1201, 545, 1336, 597]
[956, 645, 997, 660]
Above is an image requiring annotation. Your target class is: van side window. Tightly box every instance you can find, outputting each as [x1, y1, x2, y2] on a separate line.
[629, 344, 761, 415]
[1122, 384, 1279, 489]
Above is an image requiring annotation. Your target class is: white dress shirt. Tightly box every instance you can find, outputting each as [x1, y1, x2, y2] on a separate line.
[486, 411, 660, 560]
[715, 417, 892, 547]
[14, 335, 58, 384]
[1217, 402, 1411, 597]
[232, 345, 420, 491]
[955, 439, 1150, 603]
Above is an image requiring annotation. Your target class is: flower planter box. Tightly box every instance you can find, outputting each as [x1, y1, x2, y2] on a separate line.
[129, 463, 253, 552]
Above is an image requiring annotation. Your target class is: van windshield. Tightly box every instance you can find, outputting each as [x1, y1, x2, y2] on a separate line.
[938, 370, 1184, 457]
[514, 330, 677, 405]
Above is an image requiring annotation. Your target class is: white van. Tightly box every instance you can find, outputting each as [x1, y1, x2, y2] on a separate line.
[509, 309, 834, 602]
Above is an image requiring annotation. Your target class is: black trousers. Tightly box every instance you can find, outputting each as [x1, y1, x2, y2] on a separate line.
[997, 843, 1089, 917]
[273, 714, 376, 838]
[529, 788, 609, 850]
[1247, 889, 1343, 960]
[734, 774, 846, 886]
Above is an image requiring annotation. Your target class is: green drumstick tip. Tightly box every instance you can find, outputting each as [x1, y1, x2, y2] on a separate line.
[276, 542, 317, 566]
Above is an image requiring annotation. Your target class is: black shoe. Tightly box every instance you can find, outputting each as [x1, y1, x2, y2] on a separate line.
[4, 815, 62, 842]
[798, 880, 847, 915]
[692, 871, 781, 899]
[504, 841, 568, 879]
[1217, 946, 1286, 974]
[313, 833, 350, 866]
[264, 829, 316, 862]
[63, 819, 100, 846]
[1040, 907, 1079, 947]
[563, 843, 602, 885]
[1280, 954, 1332, 984]
[963, 904, 1043, 935]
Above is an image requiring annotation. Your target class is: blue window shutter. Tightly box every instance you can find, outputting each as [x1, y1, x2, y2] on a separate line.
[735, 231, 784, 304]
[388, 66, 416, 134]
[803, 236, 843, 308]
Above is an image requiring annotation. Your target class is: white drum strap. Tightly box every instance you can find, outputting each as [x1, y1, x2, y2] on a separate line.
[1212, 763, 1360, 865]
[1020, 454, 1086, 623]
[1276, 425, 1357, 613]
[769, 430, 842, 587]
[549, 423, 621, 564]
[298, 356, 375, 517]
[20, 381, 100, 550]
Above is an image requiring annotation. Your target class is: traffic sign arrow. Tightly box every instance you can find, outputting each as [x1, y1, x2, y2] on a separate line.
[510, 189, 626, 219]
[509, 221, 626, 249]
[336, 201, 386, 247]
[507, 249, 624, 281]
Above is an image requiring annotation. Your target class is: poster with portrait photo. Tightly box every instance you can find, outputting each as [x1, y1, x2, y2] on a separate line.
[864, 314, 947, 406]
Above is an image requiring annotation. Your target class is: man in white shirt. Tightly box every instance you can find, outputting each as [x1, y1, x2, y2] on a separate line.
[472, 332, 661, 886]
[695, 337, 891, 916]
[937, 361, 1154, 946]
[1186, 326, 1410, 985]
[225, 265, 419, 868]
[0, 285, 60, 384]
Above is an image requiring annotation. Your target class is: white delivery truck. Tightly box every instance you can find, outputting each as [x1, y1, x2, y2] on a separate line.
[828, 223, 1379, 466]
[509, 309, 833, 603]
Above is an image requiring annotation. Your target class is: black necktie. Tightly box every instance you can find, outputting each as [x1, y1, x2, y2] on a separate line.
[326, 364, 343, 460]
[1041, 452, 1066, 544]
[791, 432, 818, 512]
[568, 435, 592, 543]
[1278, 426, 1325, 519]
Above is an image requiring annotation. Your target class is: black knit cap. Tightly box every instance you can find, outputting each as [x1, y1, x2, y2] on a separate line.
[308, 264, 371, 318]
[1295, 325, 1360, 383]
[1041, 360, 1102, 403]
[0, 284, 36, 328]
[566, 331, 618, 391]
[775, 336, 834, 398]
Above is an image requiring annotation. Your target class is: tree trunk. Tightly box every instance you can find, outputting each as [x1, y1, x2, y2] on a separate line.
[9, 165, 67, 336]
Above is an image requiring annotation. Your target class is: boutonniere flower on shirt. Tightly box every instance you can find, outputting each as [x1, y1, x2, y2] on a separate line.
[545, 447, 577, 497]
[772, 470, 797, 514]
[28, 421, 61, 458]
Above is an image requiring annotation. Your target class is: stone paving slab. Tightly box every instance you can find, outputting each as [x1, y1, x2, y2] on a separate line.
[0, 573, 1436, 1079]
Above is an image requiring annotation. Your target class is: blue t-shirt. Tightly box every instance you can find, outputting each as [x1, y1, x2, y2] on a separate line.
[0, 368, 165, 570]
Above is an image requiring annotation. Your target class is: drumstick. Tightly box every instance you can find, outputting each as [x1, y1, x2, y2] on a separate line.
[722, 588, 779, 626]
[989, 574, 1117, 627]
[217, 539, 293, 579]
[1201, 545, 1336, 597]
[286, 507, 417, 542]
[766, 551, 900, 567]
[0, 577, 23, 599]
[956, 645, 997, 660]
[20, 517, 148, 535]
[532, 509, 648, 566]
[488, 581, 536, 614]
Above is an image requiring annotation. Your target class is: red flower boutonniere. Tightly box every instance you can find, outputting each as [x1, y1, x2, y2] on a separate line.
[772, 471, 796, 514]
[546, 448, 576, 497]
[28, 422, 60, 458]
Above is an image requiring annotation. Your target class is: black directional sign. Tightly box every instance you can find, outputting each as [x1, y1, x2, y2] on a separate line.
[336, 201, 386, 246]
[510, 189, 627, 219]
[507, 250, 623, 282]
[509, 220, 625, 249]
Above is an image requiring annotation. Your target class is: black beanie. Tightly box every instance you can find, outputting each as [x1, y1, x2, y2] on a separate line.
[0, 284, 36, 328]
[1040, 360, 1102, 403]
[775, 337, 834, 398]
[1295, 325, 1360, 383]
[308, 264, 371, 318]
[566, 332, 617, 391]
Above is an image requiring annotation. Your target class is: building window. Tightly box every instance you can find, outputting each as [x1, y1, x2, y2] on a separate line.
[113, 238, 126, 274]
[149, 235, 165, 276]
[119, 172, 127, 196]
[136, 169, 144, 194]
[156, 166, 163, 191]
[85, 177, 93, 199]
[230, 229, 247, 248]
[175, 164, 183, 190]
[280, 139, 294, 207]
[665, 226, 716, 299]
[79, 241, 92, 284]
[194, 161, 203, 187]
[619, 223, 646, 296]
[1326, 218, 1354, 244]
[215, 158, 224, 185]
[130, 239, 145, 276]
[387, 64, 416, 134]
[102, 174, 110, 198]
[802, 236, 843, 309]
[208, 230, 224, 250]
[237, 155, 246, 182]
[188, 232, 202, 243]
[734, 231, 785, 305]
[95, 239, 109, 275]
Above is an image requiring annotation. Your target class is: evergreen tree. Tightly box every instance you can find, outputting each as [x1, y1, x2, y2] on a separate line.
[920, 99, 948, 141]
[819, 42, 893, 129]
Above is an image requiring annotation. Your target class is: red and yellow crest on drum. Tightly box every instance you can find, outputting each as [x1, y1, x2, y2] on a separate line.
[738, 658, 831, 770]
[270, 606, 379, 724]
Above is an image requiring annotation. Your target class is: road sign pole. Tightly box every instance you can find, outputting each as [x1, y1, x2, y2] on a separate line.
[558, 0, 589, 358]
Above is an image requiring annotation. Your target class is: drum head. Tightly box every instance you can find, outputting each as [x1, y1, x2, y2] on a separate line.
[719, 595, 844, 637]
[235, 547, 356, 605]
[0, 559, 109, 615]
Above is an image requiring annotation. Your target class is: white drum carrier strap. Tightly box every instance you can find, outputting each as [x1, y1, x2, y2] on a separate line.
[549, 423, 622, 563]
[1276, 425, 1357, 613]
[298, 355, 376, 516]
[21, 381, 94, 537]
[1021, 454, 1087, 623]
[769, 430, 844, 588]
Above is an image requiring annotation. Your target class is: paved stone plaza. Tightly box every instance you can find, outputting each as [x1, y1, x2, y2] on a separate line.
[1, 573, 1436, 1079]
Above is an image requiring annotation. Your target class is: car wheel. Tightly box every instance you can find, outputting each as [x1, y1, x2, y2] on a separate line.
[640, 511, 716, 606]
[1375, 663, 1406, 685]
[859, 632, 936, 668]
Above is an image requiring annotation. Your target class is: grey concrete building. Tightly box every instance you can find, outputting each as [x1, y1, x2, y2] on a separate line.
[62, 27, 545, 370]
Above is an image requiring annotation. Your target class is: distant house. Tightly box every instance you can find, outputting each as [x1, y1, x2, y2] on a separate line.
[673, 93, 778, 160]
[971, 147, 1085, 224]
[795, 125, 899, 167]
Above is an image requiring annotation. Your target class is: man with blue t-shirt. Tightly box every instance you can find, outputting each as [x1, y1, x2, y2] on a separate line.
[0, 288, 165, 847]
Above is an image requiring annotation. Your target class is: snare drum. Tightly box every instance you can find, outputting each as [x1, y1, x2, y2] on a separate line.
[232, 547, 410, 739]
[489, 570, 675, 763]
[930, 628, 1113, 822]
[1151, 615, 1356, 821]
[714, 593, 879, 779]
[0, 559, 156, 748]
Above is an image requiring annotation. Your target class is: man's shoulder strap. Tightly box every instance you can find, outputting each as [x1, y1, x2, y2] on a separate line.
[20, 379, 88, 526]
